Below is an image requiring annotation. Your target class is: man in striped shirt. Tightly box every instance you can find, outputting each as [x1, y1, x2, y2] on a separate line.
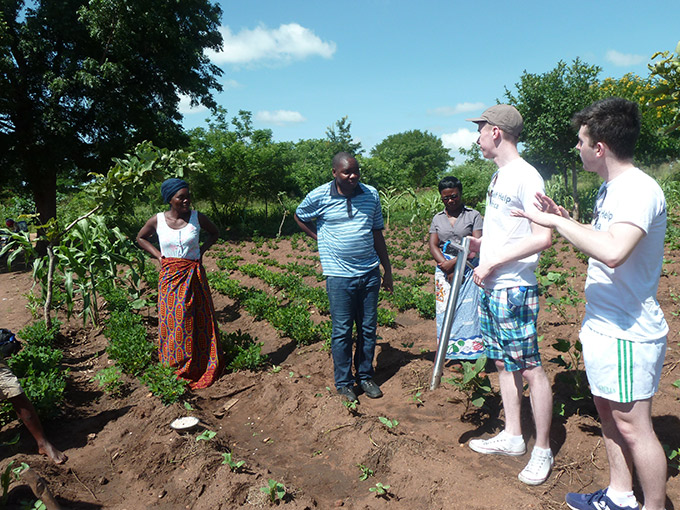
[295, 152, 393, 402]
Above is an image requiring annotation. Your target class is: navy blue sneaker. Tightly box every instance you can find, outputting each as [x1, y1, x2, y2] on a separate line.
[565, 489, 639, 510]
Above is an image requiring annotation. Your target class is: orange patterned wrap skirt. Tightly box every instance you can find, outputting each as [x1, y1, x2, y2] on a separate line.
[158, 257, 223, 389]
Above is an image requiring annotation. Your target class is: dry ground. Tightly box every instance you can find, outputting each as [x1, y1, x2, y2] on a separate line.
[0, 233, 679, 509]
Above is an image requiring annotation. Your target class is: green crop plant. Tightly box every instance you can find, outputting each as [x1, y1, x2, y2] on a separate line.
[369, 482, 391, 497]
[140, 364, 187, 405]
[412, 261, 435, 275]
[260, 479, 286, 504]
[196, 430, 216, 442]
[357, 464, 374, 481]
[21, 499, 46, 510]
[377, 307, 396, 327]
[378, 417, 399, 429]
[17, 320, 61, 346]
[105, 310, 154, 376]
[222, 452, 245, 472]
[343, 400, 359, 414]
[1, 461, 28, 507]
[549, 338, 590, 402]
[444, 355, 495, 413]
[663, 444, 680, 471]
[6, 344, 67, 420]
[93, 366, 125, 397]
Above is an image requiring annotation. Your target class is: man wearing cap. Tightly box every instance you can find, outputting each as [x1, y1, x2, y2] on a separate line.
[465, 105, 554, 485]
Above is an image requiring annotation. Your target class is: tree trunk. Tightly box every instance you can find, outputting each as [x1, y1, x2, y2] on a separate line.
[30, 163, 58, 256]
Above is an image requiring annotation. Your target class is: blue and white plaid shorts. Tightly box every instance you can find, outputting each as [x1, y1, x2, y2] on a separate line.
[479, 286, 541, 372]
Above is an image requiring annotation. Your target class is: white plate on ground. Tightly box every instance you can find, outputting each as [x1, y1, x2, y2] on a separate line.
[170, 416, 199, 432]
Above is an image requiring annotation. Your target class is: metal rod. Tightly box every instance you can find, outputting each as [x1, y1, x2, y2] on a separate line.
[430, 236, 470, 391]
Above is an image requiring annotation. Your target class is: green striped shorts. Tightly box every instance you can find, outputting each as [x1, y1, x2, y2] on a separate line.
[580, 324, 666, 403]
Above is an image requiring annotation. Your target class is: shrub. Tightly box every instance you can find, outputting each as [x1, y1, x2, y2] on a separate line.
[8, 345, 62, 378]
[140, 364, 187, 405]
[105, 311, 154, 376]
[99, 282, 132, 313]
[2, 344, 67, 421]
[377, 307, 397, 327]
[17, 320, 61, 346]
[20, 369, 68, 419]
[228, 342, 267, 372]
[221, 330, 268, 372]
[93, 366, 125, 397]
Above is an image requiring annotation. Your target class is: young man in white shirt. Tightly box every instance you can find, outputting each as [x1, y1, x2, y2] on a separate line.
[466, 105, 554, 485]
[514, 97, 668, 510]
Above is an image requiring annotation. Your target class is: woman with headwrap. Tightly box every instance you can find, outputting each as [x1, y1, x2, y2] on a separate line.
[136, 178, 223, 389]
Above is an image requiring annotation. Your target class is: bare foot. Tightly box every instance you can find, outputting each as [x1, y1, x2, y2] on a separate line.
[39, 442, 67, 464]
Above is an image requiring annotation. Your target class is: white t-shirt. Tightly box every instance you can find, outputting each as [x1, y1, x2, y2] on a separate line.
[156, 210, 201, 260]
[480, 158, 545, 289]
[583, 167, 668, 342]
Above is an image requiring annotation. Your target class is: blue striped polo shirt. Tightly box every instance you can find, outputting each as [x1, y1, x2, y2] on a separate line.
[296, 180, 384, 277]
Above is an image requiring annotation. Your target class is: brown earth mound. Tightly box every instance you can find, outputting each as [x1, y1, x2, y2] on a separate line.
[1, 233, 678, 509]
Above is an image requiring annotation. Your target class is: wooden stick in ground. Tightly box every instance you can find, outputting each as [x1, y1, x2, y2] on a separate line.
[22, 468, 63, 510]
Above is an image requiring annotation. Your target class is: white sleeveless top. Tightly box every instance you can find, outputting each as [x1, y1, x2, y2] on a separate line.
[156, 210, 201, 260]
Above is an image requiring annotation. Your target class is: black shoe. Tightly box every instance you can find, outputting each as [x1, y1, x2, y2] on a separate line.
[360, 379, 383, 399]
[337, 386, 357, 402]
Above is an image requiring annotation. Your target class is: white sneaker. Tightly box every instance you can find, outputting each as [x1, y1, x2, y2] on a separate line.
[469, 431, 526, 456]
[518, 448, 554, 485]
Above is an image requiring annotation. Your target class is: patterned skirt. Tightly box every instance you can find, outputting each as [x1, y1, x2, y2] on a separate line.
[158, 258, 223, 389]
[435, 264, 485, 360]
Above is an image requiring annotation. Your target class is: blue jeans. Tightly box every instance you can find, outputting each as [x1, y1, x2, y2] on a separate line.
[326, 267, 381, 389]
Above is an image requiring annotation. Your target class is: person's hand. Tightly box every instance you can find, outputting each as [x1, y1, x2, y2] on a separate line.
[381, 271, 393, 293]
[467, 236, 482, 253]
[473, 262, 494, 287]
[535, 192, 569, 218]
[437, 258, 457, 274]
[511, 207, 556, 228]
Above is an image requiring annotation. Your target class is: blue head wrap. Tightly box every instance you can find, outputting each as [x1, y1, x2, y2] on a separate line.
[161, 178, 188, 204]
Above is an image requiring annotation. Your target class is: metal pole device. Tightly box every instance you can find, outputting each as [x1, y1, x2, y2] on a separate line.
[430, 236, 470, 390]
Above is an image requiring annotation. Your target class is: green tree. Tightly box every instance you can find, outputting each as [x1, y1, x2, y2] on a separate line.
[286, 117, 362, 196]
[649, 41, 680, 133]
[596, 73, 680, 165]
[189, 109, 294, 225]
[448, 145, 497, 213]
[370, 130, 451, 189]
[325, 116, 363, 156]
[0, 0, 223, 227]
[505, 59, 601, 219]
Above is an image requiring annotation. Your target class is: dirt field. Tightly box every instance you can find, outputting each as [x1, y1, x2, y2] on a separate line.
[1, 232, 679, 510]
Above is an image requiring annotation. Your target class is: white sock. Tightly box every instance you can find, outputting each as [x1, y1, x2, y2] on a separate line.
[606, 487, 637, 508]
[500, 430, 524, 444]
[532, 446, 552, 458]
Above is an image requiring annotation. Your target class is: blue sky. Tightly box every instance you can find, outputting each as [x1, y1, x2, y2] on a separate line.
[180, 1, 680, 162]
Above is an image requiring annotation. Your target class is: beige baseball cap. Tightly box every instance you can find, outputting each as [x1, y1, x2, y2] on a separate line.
[466, 104, 523, 138]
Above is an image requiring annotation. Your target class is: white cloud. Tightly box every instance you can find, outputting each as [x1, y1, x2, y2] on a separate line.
[605, 50, 646, 67]
[208, 23, 336, 65]
[441, 128, 479, 154]
[221, 79, 242, 90]
[428, 102, 486, 116]
[255, 110, 306, 125]
[178, 94, 208, 115]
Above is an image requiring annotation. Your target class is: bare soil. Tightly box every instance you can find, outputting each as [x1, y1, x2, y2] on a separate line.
[1, 233, 679, 510]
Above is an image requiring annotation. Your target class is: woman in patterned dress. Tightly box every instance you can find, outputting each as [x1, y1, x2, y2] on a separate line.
[136, 178, 223, 389]
[429, 176, 485, 361]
